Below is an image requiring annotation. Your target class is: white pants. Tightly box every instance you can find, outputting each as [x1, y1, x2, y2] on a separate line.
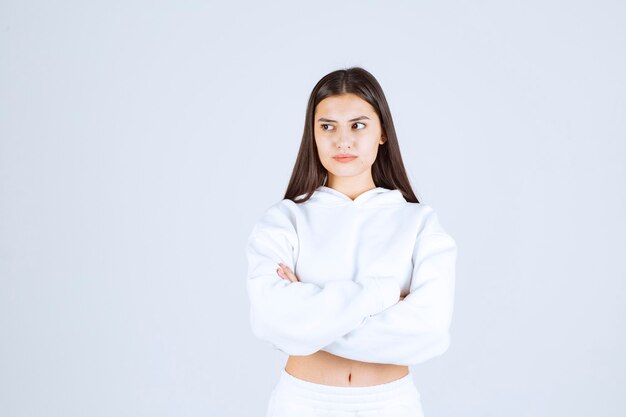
[266, 368, 425, 417]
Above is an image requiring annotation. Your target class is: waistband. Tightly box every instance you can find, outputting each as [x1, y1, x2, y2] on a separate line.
[276, 368, 418, 405]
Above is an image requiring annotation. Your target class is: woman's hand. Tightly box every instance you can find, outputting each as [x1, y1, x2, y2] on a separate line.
[277, 262, 300, 283]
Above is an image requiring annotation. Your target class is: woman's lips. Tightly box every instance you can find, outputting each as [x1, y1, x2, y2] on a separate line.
[333, 155, 357, 162]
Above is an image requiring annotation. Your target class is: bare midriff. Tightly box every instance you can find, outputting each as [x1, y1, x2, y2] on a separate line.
[284, 350, 409, 387]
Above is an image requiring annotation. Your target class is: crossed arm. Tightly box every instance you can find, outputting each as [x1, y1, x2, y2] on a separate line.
[246, 204, 457, 366]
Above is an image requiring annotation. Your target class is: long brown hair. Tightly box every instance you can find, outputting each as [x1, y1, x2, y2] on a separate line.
[284, 66, 419, 204]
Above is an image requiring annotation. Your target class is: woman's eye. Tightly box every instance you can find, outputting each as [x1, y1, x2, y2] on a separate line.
[353, 122, 366, 129]
[321, 124, 334, 131]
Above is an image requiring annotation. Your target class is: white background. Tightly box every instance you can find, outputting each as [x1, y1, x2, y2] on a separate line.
[1, 1, 624, 416]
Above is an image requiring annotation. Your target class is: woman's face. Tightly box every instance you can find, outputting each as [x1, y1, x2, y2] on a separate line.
[313, 93, 386, 187]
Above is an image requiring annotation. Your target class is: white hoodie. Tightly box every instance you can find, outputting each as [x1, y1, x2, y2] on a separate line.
[245, 185, 458, 366]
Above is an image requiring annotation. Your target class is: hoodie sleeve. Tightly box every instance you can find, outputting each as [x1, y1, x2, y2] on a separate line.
[321, 206, 458, 366]
[245, 202, 401, 356]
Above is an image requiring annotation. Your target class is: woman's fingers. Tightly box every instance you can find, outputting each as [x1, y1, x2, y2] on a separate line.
[280, 264, 298, 283]
[277, 268, 295, 283]
[277, 262, 300, 283]
[276, 265, 292, 282]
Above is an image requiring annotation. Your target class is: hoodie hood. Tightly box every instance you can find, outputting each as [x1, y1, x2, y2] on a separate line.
[300, 185, 406, 207]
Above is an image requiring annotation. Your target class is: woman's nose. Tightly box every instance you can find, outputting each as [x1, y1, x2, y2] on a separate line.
[336, 129, 354, 148]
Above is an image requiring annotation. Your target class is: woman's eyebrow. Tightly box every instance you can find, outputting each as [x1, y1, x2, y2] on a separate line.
[316, 116, 371, 122]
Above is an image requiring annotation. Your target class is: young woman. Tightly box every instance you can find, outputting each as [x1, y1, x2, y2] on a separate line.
[245, 67, 458, 417]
